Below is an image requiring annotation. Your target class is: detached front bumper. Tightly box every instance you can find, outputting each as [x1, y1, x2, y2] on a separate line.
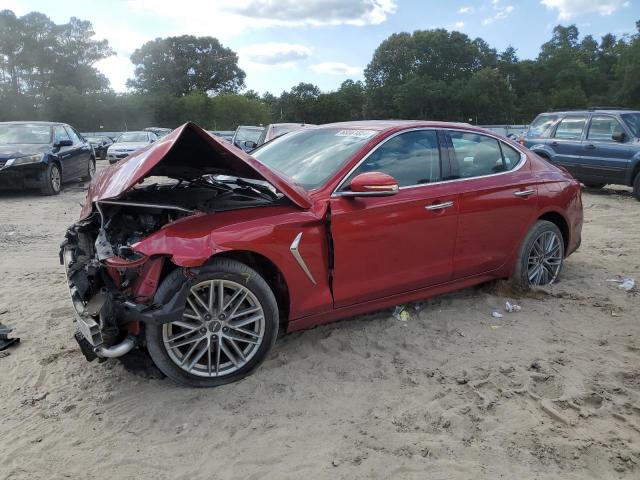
[61, 231, 192, 362]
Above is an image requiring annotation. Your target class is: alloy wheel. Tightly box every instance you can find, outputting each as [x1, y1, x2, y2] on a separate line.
[527, 230, 562, 286]
[162, 279, 265, 378]
[51, 165, 61, 192]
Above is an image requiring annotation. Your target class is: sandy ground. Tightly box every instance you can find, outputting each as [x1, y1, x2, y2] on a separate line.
[0, 160, 639, 479]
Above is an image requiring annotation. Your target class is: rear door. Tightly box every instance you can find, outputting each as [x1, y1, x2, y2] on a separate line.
[443, 130, 538, 279]
[330, 129, 459, 307]
[548, 115, 588, 177]
[582, 115, 633, 184]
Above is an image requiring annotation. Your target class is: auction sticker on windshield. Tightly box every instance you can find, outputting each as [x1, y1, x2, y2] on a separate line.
[335, 130, 376, 138]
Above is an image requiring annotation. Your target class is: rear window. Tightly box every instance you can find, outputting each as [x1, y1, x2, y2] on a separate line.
[527, 115, 558, 138]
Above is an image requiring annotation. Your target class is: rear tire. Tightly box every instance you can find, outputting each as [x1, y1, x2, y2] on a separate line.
[146, 259, 279, 388]
[512, 220, 564, 288]
[40, 162, 61, 196]
[633, 172, 640, 201]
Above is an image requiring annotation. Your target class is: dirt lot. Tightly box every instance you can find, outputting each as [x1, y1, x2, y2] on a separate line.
[0, 160, 639, 479]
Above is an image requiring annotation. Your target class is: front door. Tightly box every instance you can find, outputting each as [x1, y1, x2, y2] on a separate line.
[330, 129, 459, 308]
[53, 125, 77, 180]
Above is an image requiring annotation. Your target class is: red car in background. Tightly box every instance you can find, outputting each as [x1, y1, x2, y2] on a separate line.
[62, 121, 583, 387]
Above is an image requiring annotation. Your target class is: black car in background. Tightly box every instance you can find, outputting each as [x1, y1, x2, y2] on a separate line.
[0, 121, 95, 195]
[85, 135, 113, 159]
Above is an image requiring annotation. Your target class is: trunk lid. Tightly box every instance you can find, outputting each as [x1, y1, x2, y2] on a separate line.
[81, 122, 311, 218]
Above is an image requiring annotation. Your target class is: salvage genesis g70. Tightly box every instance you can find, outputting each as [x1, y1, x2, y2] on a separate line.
[61, 121, 583, 387]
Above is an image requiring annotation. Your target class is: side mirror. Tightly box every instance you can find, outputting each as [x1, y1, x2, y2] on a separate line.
[244, 140, 257, 149]
[340, 172, 399, 197]
[56, 139, 73, 147]
[612, 131, 626, 142]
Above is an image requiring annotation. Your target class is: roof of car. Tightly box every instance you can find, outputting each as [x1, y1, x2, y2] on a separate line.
[316, 120, 474, 132]
[0, 121, 66, 126]
[542, 108, 640, 115]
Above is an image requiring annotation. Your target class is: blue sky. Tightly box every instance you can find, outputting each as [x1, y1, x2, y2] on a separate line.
[5, 0, 639, 94]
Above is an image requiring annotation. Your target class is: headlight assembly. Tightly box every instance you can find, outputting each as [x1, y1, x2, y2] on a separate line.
[7, 154, 44, 166]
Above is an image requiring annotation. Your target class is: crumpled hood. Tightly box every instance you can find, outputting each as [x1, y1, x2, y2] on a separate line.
[80, 122, 311, 219]
[0, 143, 49, 161]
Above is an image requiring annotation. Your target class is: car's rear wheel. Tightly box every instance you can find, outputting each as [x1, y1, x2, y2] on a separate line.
[583, 182, 605, 189]
[40, 162, 61, 195]
[146, 259, 279, 387]
[512, 220, 564, 288]
[633, 172, 640, 201]
[81, 157, 96, 181]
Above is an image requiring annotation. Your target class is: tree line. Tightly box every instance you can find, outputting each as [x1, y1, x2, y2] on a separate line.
[1, 9, 639, 131]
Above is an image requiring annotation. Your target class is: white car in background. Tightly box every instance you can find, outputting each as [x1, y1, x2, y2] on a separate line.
[107, 131, 157, 164]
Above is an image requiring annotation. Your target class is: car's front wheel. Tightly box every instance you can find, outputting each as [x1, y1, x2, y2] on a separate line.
[512, 220, 564, 288]
[146, 259, 279, 387]
[583, 182, 605, 189]
[40, 162, 61, 195]
[81, 157, 96, 181]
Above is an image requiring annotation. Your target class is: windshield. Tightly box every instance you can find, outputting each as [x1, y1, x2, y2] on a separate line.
[0, 124, 51, 144]
[527, 114, 558, 137]
[235, 127, 263, 143]
[117, 132, 149, 143]
[621, 113, 640, 137]
[251, 128, 377, 189]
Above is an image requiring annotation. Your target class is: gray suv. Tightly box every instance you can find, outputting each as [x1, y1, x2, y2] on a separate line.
[522, 108, 640, 200]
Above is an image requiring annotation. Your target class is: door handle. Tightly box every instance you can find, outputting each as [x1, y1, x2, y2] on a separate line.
[585, 144, 596, 149]
[425, 201, 454, 211]
[514, 189, 535, 197]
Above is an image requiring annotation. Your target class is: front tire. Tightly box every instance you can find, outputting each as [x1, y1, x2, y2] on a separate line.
[512, 220, 564, 288]
[146, 259, 279, 388]
[40, 162, 61, 195]
[81, 157, 96, 182]
[583, 182, 605, 189]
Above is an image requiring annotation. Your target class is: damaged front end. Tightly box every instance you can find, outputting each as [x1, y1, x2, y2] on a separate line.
[60, 122, 311, 362]
[61, 210, 192, 361]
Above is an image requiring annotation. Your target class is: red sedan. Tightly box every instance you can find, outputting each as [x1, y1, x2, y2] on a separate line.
[62, 121, 583, 387]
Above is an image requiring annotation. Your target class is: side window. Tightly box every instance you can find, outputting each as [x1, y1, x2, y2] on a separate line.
[553, 116, 586, 140]
[64, 126, 81, 144]
[449, 131, 505, 178]
[501, 143, 522, 171]
[345, 130, 441, 188]
[53, 126, 71, 144]
[587, 116, 625, 141]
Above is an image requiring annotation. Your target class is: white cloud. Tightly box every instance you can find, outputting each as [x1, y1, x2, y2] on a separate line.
[455, 21, 465, 28]
[540, 0, 630, 20]
[239, 43, 312, 65]
[483, 1, 515, 25]
[458, 6, 475, 14]
[310, 62, 363, 75]
[127, 0, 398, 38]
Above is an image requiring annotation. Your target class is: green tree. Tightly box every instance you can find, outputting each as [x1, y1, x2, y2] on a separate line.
[128, 35, 245, 96]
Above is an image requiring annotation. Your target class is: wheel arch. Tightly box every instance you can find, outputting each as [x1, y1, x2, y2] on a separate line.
[211, 250, 291, 330]
[537, 210, 569, 254]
